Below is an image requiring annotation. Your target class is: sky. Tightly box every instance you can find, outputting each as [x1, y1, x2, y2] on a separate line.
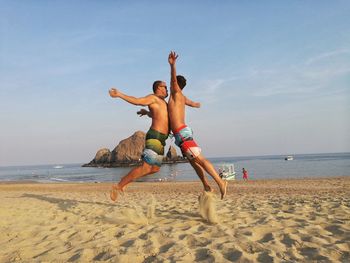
[0, 1, 349, 166]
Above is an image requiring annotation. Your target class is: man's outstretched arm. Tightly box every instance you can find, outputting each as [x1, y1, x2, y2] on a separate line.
[185, 96, 201, 108]
[109, 88, 156, 106]
[168, 51, 182, 95]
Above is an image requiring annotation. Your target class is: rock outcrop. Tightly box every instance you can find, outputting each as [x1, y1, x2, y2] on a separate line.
[111, 131, 145, 163]
[92, 148, 111, 164]
[83, 131, 187, 167]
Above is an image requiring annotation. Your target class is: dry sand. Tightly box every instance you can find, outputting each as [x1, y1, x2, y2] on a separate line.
[0, 177, 349, 262]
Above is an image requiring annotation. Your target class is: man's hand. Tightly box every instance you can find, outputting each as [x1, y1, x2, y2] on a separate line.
[168, 51, 178, 65]
[137, 108, 151, 117]
[109, 88, 120, 98]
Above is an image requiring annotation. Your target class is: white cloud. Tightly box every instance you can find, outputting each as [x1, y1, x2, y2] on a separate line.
[211, 49, 350, 98]
[305, 49, 350, 65]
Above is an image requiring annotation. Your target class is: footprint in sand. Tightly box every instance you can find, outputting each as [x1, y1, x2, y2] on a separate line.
[259, 233, 274, 243]
[325, 224, 344, 235]
[257, 251, 274, 263]
[223, 250, 242, 261]
[281, 234, 296, 247]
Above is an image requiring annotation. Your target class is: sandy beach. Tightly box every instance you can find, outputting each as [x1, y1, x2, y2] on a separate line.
[0, 177, 349, 262]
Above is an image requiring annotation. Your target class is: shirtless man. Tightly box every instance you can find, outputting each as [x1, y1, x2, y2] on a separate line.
[108, 81, 169, 201]
[167, 51, 227, 199]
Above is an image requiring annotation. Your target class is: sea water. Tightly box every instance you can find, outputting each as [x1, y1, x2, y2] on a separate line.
[0, 153, 349, 183]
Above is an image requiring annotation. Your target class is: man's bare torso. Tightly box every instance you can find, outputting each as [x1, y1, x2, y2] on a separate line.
[149, 95, 169, 135]
[168, 92, 186, 132]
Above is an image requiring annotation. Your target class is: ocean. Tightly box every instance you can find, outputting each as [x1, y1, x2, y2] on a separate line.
[0, 153, 349, 183]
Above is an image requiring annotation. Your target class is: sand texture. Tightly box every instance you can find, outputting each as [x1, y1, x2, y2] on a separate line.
[0, 177, 349, 262]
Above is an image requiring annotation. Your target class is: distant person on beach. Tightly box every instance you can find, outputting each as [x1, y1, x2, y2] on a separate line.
[108, 81, 169, 201]
[242, 168, 248, 181]
[218, 168, 224, 179]
[167, 51, 228, 199]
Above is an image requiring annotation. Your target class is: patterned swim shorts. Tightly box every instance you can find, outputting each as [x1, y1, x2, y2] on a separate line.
[174, 125, 201, 160]
[142, 128, 168, 167]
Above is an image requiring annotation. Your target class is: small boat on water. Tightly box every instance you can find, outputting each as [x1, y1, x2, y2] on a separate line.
[218, 163, 236, 180]
[53, 165, 64, 169]
[284, 156, 294, 161]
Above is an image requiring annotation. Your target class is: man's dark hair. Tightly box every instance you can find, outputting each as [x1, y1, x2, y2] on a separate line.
[152, 80, 163, 93]
[176, 75, 187, 90]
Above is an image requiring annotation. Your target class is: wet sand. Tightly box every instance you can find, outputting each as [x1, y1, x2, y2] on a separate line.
[0, 177, 349, 262]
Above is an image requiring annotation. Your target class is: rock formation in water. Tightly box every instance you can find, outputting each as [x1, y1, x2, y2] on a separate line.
[163, 145, 186, 163]
[83, 131, 187, 167]
[93, 148, 112, 164]
[111, 131, 146, 163]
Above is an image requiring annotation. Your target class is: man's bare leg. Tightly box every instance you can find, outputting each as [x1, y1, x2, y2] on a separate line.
[189, 159, 213, 192]
[110, 162, 160, 201]
[193, 154, 228, 199]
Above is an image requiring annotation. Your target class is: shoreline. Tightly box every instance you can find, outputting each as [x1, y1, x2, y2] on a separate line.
[0, 174, 349, 184]
[1, 176, 349, 262]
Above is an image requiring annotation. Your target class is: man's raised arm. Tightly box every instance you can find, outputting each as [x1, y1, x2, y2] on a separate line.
[109, 88, 156, 106]
[168, 51, 182, 95]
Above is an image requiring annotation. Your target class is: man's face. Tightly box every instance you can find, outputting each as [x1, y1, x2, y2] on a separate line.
[157, 82, 168, 98]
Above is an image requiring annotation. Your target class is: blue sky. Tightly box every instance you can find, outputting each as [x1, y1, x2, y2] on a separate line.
[1, 1, 349, 166]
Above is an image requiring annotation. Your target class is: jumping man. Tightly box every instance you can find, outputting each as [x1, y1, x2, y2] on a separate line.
[109, 81, 169, 201]
[167, 51, 228, 199]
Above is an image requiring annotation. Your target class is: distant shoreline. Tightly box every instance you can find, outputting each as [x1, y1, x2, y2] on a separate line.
[1, 175, 349, 185]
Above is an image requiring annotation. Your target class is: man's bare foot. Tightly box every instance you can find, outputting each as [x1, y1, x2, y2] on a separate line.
[204, 185, 214, 192]
[110, 184, 123, 202]
[220, 180, 228, 200]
